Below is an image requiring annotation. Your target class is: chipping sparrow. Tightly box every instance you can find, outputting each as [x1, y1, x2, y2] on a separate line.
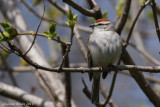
[88, 18, 122, 103]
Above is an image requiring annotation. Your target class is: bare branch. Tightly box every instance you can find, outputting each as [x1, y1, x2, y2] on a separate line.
[86, 0, 94, 9]
[125, 0, 150, 46]
[59, 26, 74, 69]
[100, 84, 117, 107]
[0, 52, 18, 87]
[6, 43, 160, 73]
[0, 82, 54, 107]
[150, 0, 160, 42]
[74, 27, 88, 61]
[24, 6, 45, 56]
[115, 0, 131, 34]
[129, 42, 160, 65]
[18, 0, 66, 26]
[62, 0, 102, 19]
[18, 32, 67, 46]
[122, 49, 160, 106]
[61, 44, 72, 107]
[63, 0, 95, 16]
[103, 71, 118, 106]
[47, 0, 67, 13]
[121, 71, 160, 84]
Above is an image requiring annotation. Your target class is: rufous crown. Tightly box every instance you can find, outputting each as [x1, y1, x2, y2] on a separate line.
[96, 18, 109, 23]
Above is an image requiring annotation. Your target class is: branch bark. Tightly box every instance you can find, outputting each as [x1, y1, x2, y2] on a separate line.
[114, 0, 160, 106]
[115, 0, 131, 34]
[122, 49, 160, 106]
[0, 0, 76, 107]
[62, 0, 102, 19]
[0, 82, 54, 107]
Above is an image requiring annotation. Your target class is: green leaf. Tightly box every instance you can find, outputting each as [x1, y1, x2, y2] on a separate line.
[49, 22, 56, 34]
[0, 21, 17, 38]
[32, 0, 42, 6]
[103, 11, 108, 19]
[0, 21, 11, 28]
[147, 11, 154, 20]
[47, 33, 57, 39]
[46, 5, 62, 19]
[73, 14, 78, 20]
[116, 0, 124, 18]
[139, 0, 146, 6]
[1, 51, 9, 59]
[52, 32, 57, 38]
[65, 22, 70, 26]
[65, 20, 75, 28]
[65, 8, 77, 28]
[43, 31, 50, 37]
[67, 8, 73, 21]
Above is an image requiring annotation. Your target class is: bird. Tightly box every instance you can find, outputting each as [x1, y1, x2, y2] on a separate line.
[87, 18, 122, 104]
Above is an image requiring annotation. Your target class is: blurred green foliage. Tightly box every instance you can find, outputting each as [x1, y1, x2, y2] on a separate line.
[65, 8, 77, 28]
[116, 0, 124, 18]
[0, 21, 17, 43]
[43, 22, 58, 39]
[46, 6, 62, 19]
[32, 0, 42, 6]
[147, 10, 154, 20]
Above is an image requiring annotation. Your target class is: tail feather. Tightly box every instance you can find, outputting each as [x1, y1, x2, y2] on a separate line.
[91, 75, 100, 104]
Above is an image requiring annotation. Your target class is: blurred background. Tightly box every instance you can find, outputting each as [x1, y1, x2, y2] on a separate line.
[0, 0, 160, 107]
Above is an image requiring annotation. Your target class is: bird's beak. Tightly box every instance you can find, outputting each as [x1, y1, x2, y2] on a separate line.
[89, 24, 94, 28]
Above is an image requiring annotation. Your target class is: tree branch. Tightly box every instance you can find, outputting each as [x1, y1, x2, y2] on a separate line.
[62, 0, 102, 19]
[24, 6, 45, 56]
[125, 0, 150, 46]
[62, 0, 95, 16]
[150, 0, 160, 42]
[61, 44, 72, 107]
[0, 82, 54, 107]
[47, 0, 67, 13]
[115, 0, 131, 34]
[122, 49, 160, 106]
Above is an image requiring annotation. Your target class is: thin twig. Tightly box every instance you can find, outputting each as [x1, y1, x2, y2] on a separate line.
[122, 49, 160, 106]
[129, 42, 160, 65]
[102, 58, 121, 106]
[121, 71, 160, 84]
[58, 27, 74, 70]
[82, 78, 92, 99]
[103, 71, 118, 106]
[100, 84, 117, 107]
[125, 0, 150, 46]
[47, 0, 67, 13]
[0, 82, 54, 107]
[150, 0, 160, 42]
[0, 43, 10, 51]
[18, 32, 67, 46]
[0, 29, 13, 49]
[19, 0, 51, 22]
[36, 70, 60, 104]
[0, 52, 19, 87]
[24, 6, 45, 56]
[74, 27, 87, 61]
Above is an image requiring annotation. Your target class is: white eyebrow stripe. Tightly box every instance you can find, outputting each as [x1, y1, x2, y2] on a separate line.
[94, 21, 111, 26]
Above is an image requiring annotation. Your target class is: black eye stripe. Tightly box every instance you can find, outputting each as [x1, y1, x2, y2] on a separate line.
[97, 23, 109, 26]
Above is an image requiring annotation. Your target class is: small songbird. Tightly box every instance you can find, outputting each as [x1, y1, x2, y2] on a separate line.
[88, 18, 122, 104]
